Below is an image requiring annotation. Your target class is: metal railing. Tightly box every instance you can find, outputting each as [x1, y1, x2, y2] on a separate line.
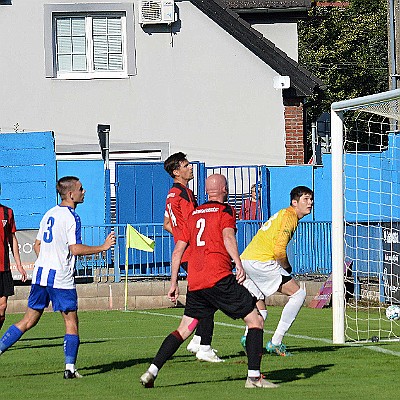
[75, 221, 334, 282]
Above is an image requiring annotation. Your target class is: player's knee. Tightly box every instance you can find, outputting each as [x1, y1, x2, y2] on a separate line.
[246, 310, 264, 329]
[291, 288, 306, 304]
[178, 318, 198, 339]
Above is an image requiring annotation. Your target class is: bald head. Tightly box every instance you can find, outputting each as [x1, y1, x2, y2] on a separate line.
[206, 174, 228, 202]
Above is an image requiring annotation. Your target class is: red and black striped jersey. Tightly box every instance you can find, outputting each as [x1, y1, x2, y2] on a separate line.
[182, 201, 237, 291]
[0, 205, 17, 272]
[165, 183, 197, 243]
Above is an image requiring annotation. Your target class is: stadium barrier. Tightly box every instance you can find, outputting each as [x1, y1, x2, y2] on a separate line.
[75, 221, 334, 282]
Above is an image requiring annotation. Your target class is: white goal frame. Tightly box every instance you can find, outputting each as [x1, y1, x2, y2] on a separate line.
[331, 88, 400, 344]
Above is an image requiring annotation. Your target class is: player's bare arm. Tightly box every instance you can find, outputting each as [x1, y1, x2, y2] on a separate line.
[222, 227, 245, 284]
[168, 240, 187, 302]
[69, 232, 116, 256]
[11, 233, 27, 282]
[33, 239, 41, 257]
[163, 215, 173, 234]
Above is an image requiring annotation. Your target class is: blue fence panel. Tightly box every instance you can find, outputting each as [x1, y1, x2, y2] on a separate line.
[205, 165, 270, 220]
[75, 221, 334, 282]
[344, 223, 383, 277]
[75, 224, 115, 281]
[288, 222, 332, 275]
[115, 162, 170, 225]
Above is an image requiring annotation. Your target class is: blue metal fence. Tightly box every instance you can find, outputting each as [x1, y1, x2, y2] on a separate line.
[75, 221, 334, 282]
[289, 222, 332, 275]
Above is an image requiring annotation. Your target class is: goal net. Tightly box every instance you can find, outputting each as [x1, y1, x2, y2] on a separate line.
[331, 89, 400, 343]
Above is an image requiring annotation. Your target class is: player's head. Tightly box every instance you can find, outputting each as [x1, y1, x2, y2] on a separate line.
[206, 174, 228, 202]
[57, 176, 85, 204]
[290, 185, 313, 219]
[164, 152, 194, 182]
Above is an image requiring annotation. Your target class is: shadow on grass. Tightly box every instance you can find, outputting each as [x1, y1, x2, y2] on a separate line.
[268, 364, 334, 383]
[19, 336, 65, 342]
[10, 338, 107, 352]
[82, 357, 159, 376]
[152, 363, 336, 387]
[154, 375, 249, 388]
[288, 345, 348, 353]
[228, 344, 347, 360]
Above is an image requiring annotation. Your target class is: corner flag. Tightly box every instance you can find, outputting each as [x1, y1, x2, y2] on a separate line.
[125, 224, 155, 253]
[124, 224, 155, 311]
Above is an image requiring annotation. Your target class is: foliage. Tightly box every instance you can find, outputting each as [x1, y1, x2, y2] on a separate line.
[299, 0, 389, 123]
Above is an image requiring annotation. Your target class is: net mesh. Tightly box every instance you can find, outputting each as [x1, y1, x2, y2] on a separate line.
[342, 100, 400, 342]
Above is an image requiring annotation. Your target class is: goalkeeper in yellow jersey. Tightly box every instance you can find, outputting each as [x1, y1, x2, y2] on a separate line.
[240, 186, 314, 356]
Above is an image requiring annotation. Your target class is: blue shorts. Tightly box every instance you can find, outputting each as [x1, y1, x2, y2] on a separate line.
[28, 284, 78, 312]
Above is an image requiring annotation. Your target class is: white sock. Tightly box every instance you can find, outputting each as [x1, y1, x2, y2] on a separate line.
[272, 288, 306, 345]
[243, 325, 248, 337]
[260, 309, 268, 321]
[247, 369, 260, 378]
[191, 335, 201, 344]
[65, 363, 75, 372]
[148, 363, 159, 377]
[199, 344, 211, 352]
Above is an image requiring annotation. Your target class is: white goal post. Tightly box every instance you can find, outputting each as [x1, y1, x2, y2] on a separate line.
[331, 88, 400, 344]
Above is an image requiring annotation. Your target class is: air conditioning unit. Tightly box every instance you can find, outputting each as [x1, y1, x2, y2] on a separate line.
[139, 0, 176, 25]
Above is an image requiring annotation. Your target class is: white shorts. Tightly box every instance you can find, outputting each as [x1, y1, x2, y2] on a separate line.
[242, 259, 291, 299]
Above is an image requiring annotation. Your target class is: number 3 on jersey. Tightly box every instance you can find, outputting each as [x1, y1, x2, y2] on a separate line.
[43, 216, 55, 243]
[196, 218, 206, 246]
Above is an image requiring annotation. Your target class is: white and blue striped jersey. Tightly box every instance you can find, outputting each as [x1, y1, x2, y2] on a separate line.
[32, 205, 82, 289]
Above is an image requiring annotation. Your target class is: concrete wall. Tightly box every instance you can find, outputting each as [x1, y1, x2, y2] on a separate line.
[0, 0, 298, 167]
[7, 280, 325, 314]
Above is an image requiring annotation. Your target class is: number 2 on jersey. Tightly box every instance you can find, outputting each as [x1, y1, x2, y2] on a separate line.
[196, 218, 206, 246]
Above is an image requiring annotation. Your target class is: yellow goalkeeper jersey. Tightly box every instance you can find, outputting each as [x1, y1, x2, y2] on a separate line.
[241, 206, 298, 262]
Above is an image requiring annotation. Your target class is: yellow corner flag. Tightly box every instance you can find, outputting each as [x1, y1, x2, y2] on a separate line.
[126, 224, 155, 253]
[124, 224, 155, 311]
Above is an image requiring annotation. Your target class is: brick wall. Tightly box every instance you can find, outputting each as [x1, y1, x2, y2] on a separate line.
[284, 98, 305, 165]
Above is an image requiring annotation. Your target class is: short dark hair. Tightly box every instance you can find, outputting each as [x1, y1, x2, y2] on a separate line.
[290, 186, 313, 204]
[57, 176, 79, 198]
[164, 152, 188, 178]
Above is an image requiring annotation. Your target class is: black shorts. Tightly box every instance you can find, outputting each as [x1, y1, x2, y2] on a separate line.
[0, 270, 15, 297]
[281, 274, 292, 285]
[184, 274, 257, 320]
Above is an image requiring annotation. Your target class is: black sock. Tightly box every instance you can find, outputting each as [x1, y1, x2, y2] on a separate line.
[196, 315, 214, 346]
[152, 330, 184, 370]
[246, 328, 263, 371]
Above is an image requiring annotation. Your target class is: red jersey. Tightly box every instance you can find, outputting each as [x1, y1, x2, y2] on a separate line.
[165, 183, 197, 243]
[182, 201, 237, 291]
[0, 205, 17, 272]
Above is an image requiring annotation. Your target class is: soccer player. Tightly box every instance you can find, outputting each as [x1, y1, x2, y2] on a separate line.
[140, 174, 278, 389]
[163, 152, 222, 363]
[0, 204, 27, 330]
[240, 186, 313, 356]
[0, 176, 116, 378]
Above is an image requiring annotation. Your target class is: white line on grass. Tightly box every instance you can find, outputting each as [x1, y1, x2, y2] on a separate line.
[131, 310, 400, 357]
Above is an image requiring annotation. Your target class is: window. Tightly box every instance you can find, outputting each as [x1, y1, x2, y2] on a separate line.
[44, 3, 136, 79]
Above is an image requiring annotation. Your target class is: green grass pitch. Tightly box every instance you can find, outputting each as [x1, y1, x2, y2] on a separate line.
[1, 306, 399, 399]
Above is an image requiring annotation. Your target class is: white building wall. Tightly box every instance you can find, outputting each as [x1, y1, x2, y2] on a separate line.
[252, 23, 298, 61]
[0, 1, 294, 166]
